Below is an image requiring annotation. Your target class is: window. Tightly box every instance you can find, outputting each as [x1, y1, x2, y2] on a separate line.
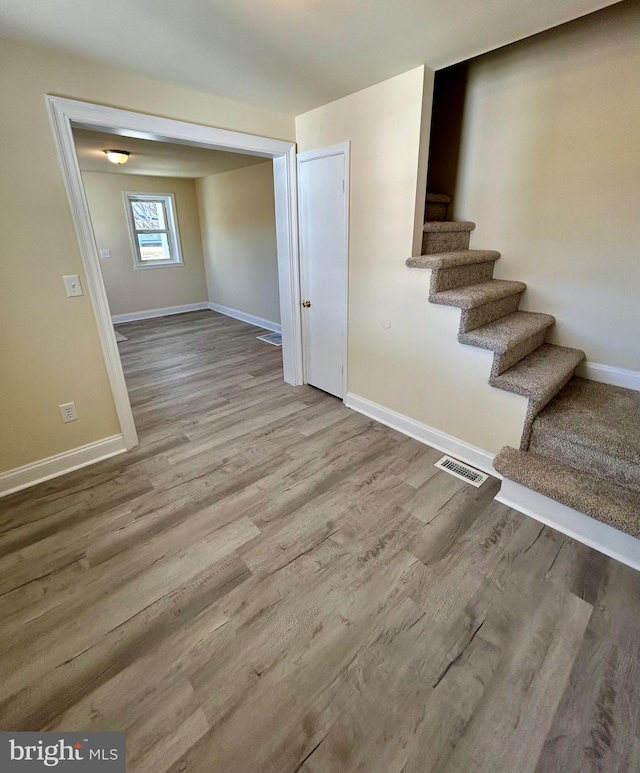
[124, 192, 183, 269]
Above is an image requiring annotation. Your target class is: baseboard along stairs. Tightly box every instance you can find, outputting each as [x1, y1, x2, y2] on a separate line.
[407, 192, 640, 545]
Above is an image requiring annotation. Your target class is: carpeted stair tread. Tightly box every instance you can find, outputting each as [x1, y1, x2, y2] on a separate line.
[410, 191, 638, 545]
[493, 446, 640, 538]
[529, 378, 640, 491]
[423, 221, 476, 233]
[425, 193, 452, 222]
[459, 311, 554, 354]
[406, 250, 500, 269]
[489, 343, 585, 402]
[431, 279, 526, 309]
[426, 193, 453, 204]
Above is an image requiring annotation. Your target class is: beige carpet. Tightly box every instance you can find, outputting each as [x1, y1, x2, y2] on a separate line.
[493, 445, 640, 537]
[409, 193, 638, 538]
[494, 378, 640, 534]
[529, 378, 640, 492]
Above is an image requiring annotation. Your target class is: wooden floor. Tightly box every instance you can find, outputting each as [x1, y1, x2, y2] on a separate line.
[1, 310, 639, 772]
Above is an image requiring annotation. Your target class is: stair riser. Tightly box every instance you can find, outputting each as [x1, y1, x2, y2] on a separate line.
[422, 231, 470, 254]
[517, 368, 578, 450]
[529, 433, 640, 493]
[425, 202, 449, 221]
[493, 446, 640, 538]
[492, 330, 548, 377]
[459, 294, 521, 333]
[430, 262, 495, 294]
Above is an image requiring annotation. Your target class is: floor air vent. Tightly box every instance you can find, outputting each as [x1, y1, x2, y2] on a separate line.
[435, 456, 488, 487]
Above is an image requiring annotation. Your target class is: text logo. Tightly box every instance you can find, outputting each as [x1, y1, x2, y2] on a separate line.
[0, 733, 125, 772]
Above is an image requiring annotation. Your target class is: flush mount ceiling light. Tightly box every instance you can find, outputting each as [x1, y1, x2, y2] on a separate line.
[103, 149, 130, 165]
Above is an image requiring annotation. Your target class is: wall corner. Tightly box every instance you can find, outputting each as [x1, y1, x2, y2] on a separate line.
[412, 66, 435, 257]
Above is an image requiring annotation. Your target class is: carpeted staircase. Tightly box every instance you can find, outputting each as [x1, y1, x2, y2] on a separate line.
[407, 193, 640, 538]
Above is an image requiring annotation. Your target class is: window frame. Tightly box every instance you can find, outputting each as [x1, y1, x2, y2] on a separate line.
[123, 191, 184, 270]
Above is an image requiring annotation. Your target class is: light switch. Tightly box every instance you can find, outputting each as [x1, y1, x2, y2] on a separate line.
[63, 275, 84, 297]
[99, 249, 111, 259]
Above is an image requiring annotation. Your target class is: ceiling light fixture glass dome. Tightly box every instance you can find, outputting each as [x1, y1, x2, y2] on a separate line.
[103, 149, 130, 164]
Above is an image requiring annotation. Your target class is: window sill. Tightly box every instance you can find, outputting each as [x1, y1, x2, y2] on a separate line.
[133, 261, 185, 271]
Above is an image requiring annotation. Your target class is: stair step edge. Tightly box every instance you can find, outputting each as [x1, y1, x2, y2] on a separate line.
[529, 431, 640, 493]
[431, 280, 526, 310]
[406, 250, 500, 270]
[423, 221, 476, 233]
[522, 376, 640, 467]
[426, 193, 453, 204]
[459, 312, 555, 353]
[532, 378, 640, 452]
[493, 446, 640, 538]
[532, 421, 640, 463]
[489, 344, 585, 401]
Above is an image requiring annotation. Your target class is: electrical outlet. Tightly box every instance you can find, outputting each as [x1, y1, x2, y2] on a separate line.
[99, 249, 111, 259]
[59, 402, 78, 423]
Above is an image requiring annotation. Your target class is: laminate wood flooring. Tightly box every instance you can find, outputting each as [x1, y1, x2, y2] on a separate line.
[2, 310, 639, 772]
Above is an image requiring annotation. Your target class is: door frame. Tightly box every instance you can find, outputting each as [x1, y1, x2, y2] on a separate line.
[297, 142, 350, 400]
[46, 95, 303, 450]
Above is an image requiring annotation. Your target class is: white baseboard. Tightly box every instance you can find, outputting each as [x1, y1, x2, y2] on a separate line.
[344, 392, 497, 477]
[112, 302, 209, 324]
[577, 361, 640, 391]
[496, 478, 640, 572]
[207, 302, 281, 333]
[111, 302, 282, 333]
[345, 391, 640, 571]
[0, 435, 127, 498]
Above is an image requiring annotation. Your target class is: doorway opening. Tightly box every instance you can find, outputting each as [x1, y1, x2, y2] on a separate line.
[47, 96, 302, 451]
[425, 62, 468, 206]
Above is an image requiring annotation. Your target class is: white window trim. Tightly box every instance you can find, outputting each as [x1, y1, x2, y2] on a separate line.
[123, 191, 184, 270]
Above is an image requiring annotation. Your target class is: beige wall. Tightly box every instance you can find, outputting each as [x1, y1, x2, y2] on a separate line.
[196, 162, 280, 324]
[297, 66, 528, 456]
[0, 37, 294, 473]
[82, 172, 207, 316]
[452, 1, 640, 371]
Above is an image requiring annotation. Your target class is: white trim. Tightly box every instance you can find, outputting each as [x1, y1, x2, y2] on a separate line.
[48, 97, 294, 157]
[296, 143, 350, 163]
[577, 361, 640, 392]
[297, 142, 350, 400]
[344, 392, 497, 477]
[273, 150, 303, 383]
[46, 96, 303, 453]
[112, 302, 209, 324]
[207, 303, 281, 333]
[46, 99, 139, 450]
[496, 478, 640, 572]
[0, 435, 126, 498]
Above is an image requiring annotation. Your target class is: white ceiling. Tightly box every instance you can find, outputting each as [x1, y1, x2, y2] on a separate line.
[73, 128, 267, 178]
[1, 0, 621, 114]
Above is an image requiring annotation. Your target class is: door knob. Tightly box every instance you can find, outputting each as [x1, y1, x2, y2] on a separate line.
[302, 300, 311, 308]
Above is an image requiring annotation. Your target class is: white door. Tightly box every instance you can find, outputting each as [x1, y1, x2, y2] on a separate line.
[297, 145, 349, 398]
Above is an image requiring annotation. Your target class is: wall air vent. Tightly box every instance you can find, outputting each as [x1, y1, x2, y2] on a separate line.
[434, 455, 488, 487]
